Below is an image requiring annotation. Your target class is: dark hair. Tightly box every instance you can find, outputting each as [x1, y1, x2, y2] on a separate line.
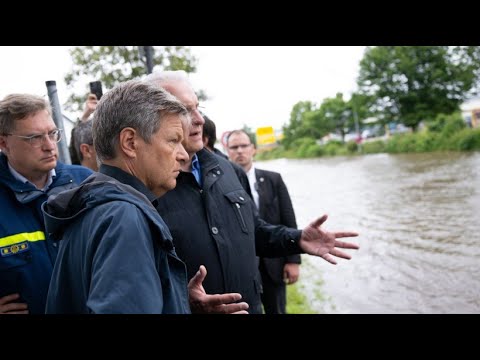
[69, 120, 93, 164]
[202, 114, 217, 149]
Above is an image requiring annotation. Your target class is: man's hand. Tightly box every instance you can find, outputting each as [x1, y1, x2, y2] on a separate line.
[0, 293, 28, 314]
[80, 94, 98, 122]
[188, 265, 249, 314]
[300, 214, 359, 265]
[283, 263, 300, 285]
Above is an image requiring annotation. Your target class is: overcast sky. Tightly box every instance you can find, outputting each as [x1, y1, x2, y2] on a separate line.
[0, 46, 366, 136]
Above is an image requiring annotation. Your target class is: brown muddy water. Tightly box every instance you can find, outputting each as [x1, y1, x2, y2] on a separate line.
[258, 152, 480, 313]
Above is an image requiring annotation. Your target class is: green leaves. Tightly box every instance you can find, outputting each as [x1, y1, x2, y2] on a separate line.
[357, 46, 480, 131]
[63, 46, 198, 113]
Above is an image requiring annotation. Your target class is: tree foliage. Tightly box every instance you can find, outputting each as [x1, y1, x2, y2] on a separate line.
[282, 101, 316, 148]
[64, 46, 198, 113]
[316, 93, 351, 139]
[281, 93, 373, 146]
[357, 46, 480, 130]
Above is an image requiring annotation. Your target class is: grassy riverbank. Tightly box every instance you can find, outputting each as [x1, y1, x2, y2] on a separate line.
[257, 117, 480, 160]
[286, 282, 316, 314]
[286, 258, 327, 314]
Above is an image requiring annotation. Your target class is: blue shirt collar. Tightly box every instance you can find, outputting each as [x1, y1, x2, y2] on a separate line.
[191, 154, 202, 187]
[8, 162, 56, 192]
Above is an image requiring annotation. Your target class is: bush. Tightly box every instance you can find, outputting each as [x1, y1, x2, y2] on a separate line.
[361, 140, 386, 154]
[385, 133, 417, 153]
[296, 138, 317, 158]
[441, 115, 466, 137]
[426, 112, 464, 134]
[453, 128, 480, 151]
[303, 144, 324, 157]
[346, 141, 358, 153]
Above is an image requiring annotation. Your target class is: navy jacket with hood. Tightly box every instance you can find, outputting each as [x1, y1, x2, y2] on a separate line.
[0, 153, 92, 314]
[42, 165, 190, 314]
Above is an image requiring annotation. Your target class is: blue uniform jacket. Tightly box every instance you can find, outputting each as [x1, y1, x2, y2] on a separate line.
[0, 153, 92, 313]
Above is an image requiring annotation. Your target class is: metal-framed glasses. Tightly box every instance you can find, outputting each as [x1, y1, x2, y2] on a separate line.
[6, 129, 63, 148]
[228, 144, 252, 151]
[186, 104, 206, 117]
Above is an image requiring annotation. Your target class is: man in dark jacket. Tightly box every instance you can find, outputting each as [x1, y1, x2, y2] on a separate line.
[43, 80, 248, 314]
[227, 129, 300, 314]
[0, 93, 93, 314]
[145, 71, 360, 314]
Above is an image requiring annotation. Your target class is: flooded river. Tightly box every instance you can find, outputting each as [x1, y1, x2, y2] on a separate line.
[258, 152, 480, 313]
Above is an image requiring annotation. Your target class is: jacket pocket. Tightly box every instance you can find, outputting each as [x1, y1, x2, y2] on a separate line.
[0, 243, 31, 297]
[224, 190, 251, 234]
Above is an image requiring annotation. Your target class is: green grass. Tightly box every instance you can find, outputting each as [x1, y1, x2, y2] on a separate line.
[286, 282, 317, 314]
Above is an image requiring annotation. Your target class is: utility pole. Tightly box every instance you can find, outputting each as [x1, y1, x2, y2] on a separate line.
[45, 80, 71, 164]
[145, 46, 154, 74]
[352, 105, 362, 152]
[139, 46, 154, 74]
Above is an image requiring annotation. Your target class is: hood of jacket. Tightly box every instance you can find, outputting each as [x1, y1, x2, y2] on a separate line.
[42, 172, 173, 244]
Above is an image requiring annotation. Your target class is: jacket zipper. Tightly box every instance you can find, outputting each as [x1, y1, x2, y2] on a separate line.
[235, 203, 248, 232]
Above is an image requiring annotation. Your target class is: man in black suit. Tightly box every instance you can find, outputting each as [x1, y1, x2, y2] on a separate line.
[227, 129, 301, 314]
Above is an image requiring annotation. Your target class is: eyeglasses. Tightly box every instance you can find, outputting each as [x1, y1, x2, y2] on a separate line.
[185, 104, 206, 117]
[6, 129, 63, 148]
[228, 144, 252, 151]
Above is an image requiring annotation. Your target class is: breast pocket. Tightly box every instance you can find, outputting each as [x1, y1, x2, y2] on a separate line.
[0, 243, 32, 297]
[224, 190, 254, 234]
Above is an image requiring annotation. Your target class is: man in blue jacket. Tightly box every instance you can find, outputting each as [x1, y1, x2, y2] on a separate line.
[0, 93, 93, 314]
[146, 71, 360, 314]
[43, 80, 249, 314]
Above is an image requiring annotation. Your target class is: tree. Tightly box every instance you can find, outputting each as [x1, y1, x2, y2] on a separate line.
[357, 46, 480, 131]
[64, 46, 198, 113]
[315, 93, 352, 140]
[241, 124, 256, 146]
[282, 101, 316, 149]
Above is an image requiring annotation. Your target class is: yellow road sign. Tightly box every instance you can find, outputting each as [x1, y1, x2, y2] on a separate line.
[256, 126, 276, 146]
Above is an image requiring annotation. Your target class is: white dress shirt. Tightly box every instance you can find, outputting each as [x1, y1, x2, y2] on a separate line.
[246, 164, 259, 209]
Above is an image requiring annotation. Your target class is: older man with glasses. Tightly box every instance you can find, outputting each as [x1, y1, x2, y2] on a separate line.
[0, 93, 93, 314]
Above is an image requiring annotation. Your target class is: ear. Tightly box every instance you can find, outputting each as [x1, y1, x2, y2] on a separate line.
[118, 127, 138, 159]
[0, 135, 9, 155]
[79, 143, 92, 159]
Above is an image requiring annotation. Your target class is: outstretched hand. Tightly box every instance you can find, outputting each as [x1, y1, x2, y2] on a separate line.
[188, 265, 249, 314]
[300, 214, 359, 265]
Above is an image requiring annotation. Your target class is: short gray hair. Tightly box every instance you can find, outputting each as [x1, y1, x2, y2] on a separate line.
[144, 70, 192, 89]
[92, 79, 187, 162]
[0, 94, 52, 135]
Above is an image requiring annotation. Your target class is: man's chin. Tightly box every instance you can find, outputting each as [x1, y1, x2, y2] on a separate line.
[186, 143, 203, 154]
[43, 160, 57, 171]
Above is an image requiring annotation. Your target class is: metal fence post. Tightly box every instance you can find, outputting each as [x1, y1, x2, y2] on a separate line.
[45, 80, 71, 164]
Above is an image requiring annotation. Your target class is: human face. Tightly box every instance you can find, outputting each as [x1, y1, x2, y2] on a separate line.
[137, 114, 188, 198]
[162, 81, 205, 156]
[0, 109, 58, 180]
[227, 132, 255, 171]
